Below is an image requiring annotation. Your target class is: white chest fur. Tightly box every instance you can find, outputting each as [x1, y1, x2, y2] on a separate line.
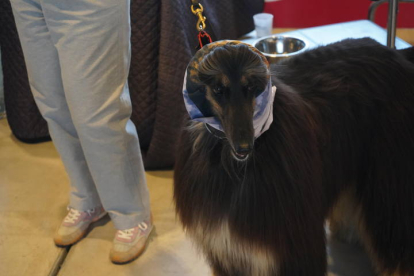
[188, 220, 278, 276]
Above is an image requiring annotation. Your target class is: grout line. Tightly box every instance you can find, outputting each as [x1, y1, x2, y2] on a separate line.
[48, 247, 71, 276]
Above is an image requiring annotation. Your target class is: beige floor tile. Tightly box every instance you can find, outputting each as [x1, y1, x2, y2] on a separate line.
[58, 171, 211, 276]
[0, 119, 69, 276]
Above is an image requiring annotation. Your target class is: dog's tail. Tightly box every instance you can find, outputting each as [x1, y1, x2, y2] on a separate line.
[398, 47, 414, 64]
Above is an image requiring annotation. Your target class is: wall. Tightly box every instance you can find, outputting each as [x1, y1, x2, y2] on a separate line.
[264, 0, 414, 28]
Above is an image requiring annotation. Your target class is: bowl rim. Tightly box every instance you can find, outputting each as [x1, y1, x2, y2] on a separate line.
[253, 35, 310, 58]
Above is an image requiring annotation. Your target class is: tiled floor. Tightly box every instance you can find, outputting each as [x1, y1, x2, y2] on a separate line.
[0, 118, 377, 276]
[58, 170, 210, 276]
[0, 119, 69, 276]
[0, 119, 210, 276]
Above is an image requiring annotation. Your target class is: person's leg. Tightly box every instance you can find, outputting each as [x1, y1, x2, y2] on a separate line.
[41, 0, 151, 230]
[10, 0, 102, 211]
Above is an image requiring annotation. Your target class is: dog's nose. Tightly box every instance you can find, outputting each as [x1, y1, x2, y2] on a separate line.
[235, 143, 252, 155]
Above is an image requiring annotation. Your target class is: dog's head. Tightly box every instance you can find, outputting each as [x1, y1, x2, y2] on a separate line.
[186, 41, 270, 161]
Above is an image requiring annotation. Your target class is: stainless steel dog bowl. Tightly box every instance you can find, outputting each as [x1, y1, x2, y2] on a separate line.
[254, 36, 308, 63]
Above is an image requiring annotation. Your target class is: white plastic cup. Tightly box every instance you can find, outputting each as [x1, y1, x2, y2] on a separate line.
[253, 13, 274, 38]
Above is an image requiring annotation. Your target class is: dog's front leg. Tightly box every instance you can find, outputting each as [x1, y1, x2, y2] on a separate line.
[278, 225, 328, 276]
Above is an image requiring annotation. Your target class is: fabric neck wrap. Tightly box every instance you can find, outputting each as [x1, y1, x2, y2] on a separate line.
[182, 40, 276, 139]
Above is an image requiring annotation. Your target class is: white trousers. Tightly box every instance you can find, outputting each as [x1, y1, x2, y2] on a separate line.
[10, 0, 150, 230]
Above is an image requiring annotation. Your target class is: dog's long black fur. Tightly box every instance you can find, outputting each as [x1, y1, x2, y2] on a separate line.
[174, 38, 414, 276]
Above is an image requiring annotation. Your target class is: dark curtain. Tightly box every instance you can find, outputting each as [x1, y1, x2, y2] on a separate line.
[0, 0, 264, 169]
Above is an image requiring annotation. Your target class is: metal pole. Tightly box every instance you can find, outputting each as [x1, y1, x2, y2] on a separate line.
[387, 0, 399, 48]
[368, 0, 388, 22]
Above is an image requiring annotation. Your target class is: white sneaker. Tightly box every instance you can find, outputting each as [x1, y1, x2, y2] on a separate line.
[54, 207, 107, 247]
[110, 216, 153, 264]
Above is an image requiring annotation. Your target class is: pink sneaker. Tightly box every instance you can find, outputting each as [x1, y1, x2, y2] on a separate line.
[110, 217, 153, 264]
[54, 207, 107, 247]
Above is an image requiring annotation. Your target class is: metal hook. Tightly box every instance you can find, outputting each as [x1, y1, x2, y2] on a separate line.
[191, 3, 207, 31]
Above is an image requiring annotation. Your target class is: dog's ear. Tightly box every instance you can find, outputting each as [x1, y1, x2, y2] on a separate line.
[185, 41, 230, 117]
[185, 44, 216, 117]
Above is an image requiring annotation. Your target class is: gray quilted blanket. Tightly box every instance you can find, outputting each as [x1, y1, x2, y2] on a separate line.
[0, 0, 263, 169]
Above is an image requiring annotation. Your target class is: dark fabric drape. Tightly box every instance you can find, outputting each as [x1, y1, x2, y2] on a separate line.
[0, 0, 264, 169]
[0, 1, 50, 143]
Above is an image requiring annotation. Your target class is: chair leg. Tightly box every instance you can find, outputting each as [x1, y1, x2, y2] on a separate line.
[387, 0, 399, 48]
[368, 0, 388, 22]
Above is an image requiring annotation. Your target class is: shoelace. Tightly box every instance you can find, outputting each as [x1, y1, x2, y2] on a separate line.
[64, 209, 82, 224]
[117, 222, 148, 240]
[63, 208, 96, 224]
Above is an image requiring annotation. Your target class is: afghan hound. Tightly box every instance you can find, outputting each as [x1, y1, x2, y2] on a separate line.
[174, 38, 414, 276]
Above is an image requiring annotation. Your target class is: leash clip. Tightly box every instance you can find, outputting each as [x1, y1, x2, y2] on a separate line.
[191, 3, 206, 31]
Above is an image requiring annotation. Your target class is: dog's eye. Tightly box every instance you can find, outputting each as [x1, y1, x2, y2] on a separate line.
[213, 85, 224, 95]
[246, 85, 255, 93]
